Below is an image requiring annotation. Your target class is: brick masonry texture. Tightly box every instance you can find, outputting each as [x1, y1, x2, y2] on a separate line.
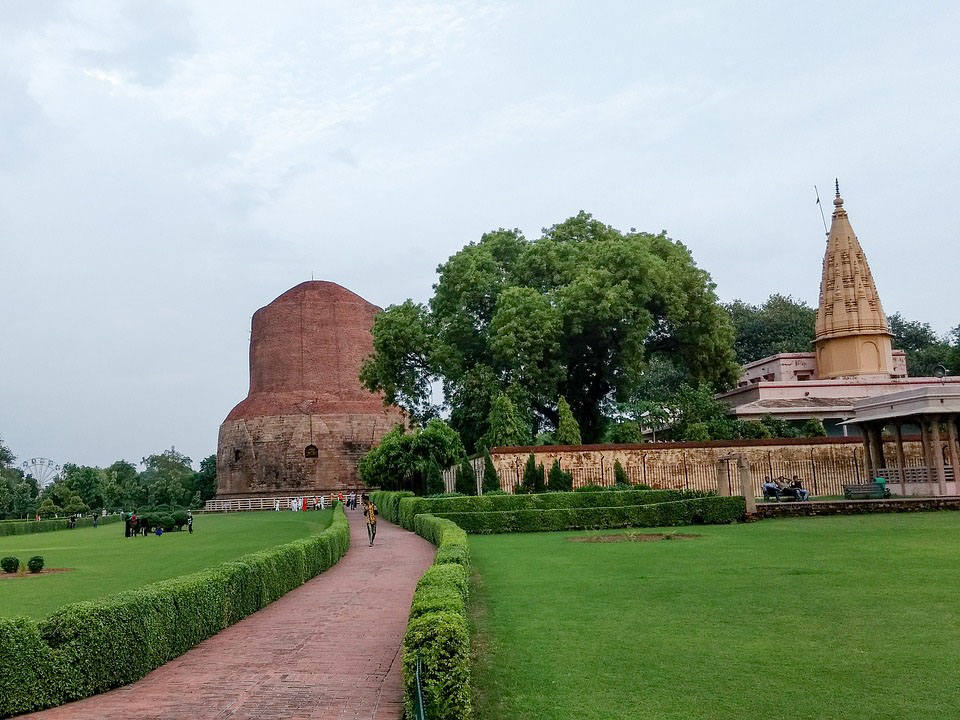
[218, 282, 405, 498]
[25, 512, 435, 720]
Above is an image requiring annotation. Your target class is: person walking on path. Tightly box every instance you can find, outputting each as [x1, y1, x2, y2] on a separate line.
[363, 494, 378, 546]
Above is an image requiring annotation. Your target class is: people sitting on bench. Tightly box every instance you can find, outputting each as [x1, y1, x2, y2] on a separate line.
[762, 477, 782, 500]
[789, 476, 809, 501]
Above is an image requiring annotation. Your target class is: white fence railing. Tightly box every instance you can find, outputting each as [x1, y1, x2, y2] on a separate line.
[204, 495, 347, 512]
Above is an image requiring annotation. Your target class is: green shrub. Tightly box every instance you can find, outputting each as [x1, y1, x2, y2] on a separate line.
[481, 451, 500, 494]
[454, 459, 477, 496]
[402, 612, 471, 720]
[433, 496, 746, 534]
[0, 505, 350, 717]
[171, 511, 189, 531]
[575, 484, 610, 492]
[519, 453, 545, 494]
[426, 460, 446, 496]
[613, 460, 630, 486]
[369, 490, 414, 524]
[1, 556, 19, 573]
[547, 460, 573, 492]
[402, 505, 472, 719]
[27, 556, 44, 574]
[0, 515, 121, 537]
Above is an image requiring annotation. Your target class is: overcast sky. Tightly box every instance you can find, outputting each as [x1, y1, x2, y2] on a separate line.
[2, 1, 958, 470]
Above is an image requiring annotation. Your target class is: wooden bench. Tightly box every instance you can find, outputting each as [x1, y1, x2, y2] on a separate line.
[843, 483, 891, 500]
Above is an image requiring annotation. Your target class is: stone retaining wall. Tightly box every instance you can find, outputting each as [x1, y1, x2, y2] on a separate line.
[757, 496, 960, 518]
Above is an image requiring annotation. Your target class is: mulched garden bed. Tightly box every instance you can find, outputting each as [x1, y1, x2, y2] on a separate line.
[0, 568, 73, 579]
[567, 533, 701, 543]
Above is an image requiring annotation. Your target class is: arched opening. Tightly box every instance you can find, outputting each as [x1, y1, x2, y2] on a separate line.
[305, 444, 319, 459]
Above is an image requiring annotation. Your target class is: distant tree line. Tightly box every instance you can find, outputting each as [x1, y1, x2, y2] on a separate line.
[0, 437, 216, 520]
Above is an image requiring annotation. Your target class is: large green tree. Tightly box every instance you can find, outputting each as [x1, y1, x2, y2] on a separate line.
[362, 213, 739, 449]
[725, 294, 817, 364]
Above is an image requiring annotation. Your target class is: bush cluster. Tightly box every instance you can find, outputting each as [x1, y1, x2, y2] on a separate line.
[0, 515, 121, 537]
[1, 556, 19, 573]
[27, 556, 44, 573]
[0, 505, 350, 717]
[401, 513, 471, 720]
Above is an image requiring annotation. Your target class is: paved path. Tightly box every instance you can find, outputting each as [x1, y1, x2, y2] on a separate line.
[26, 512, 434, 720]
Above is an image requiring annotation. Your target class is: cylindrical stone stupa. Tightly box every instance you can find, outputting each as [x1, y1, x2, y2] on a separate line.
[216, 281, 405, 498]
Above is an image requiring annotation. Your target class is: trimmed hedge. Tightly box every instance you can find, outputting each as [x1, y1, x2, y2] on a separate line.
[369, 490, 414, 525]
[0, 505, 350, 718]
[390, 489, 696, 531]
[402, 513, 471, 720]
[0, 514, 121, 536]
[433, 496, 746, 534]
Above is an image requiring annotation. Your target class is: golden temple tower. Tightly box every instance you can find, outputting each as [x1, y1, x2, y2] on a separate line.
[814, 182, 894, 378]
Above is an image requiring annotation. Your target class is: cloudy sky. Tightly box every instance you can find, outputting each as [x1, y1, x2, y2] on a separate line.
[2, 1, 958, 470]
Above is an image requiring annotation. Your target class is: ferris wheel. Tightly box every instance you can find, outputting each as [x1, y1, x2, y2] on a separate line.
[21, 458, 61, 488]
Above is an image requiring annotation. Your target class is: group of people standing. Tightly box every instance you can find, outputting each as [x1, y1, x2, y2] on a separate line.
[271, 491, 379, 547]
[273, 492, 364, 512]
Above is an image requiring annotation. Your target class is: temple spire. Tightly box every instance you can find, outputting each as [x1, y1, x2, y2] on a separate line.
[814, 186, 894, 378]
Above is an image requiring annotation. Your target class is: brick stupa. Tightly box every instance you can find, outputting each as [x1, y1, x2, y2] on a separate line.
[216, 281, 404, 498]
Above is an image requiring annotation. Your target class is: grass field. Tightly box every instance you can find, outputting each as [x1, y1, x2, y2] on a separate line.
[469, 512, 960, 720]
[0, 510, 333, 620]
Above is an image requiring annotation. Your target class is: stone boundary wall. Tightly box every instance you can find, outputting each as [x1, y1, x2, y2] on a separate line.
[473, 437, 928, 496]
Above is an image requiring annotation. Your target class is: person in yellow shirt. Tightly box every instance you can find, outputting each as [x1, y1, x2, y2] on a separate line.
[362, 494, 378, 546]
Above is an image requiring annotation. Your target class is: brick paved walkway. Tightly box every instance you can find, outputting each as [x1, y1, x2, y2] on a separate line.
[25, 512, 434, 720]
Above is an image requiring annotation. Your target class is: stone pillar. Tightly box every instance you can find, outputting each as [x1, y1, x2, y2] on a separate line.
[930, 416, 947, 496]
[738, 458, 756, 516]
[860, 425, 874, 481]
[920, 419, 936, 487]
[868, 424, 887, 475]
[947, 417, 960, 495]
[716, 460, 730, 497]
[894, 422, 908, 495]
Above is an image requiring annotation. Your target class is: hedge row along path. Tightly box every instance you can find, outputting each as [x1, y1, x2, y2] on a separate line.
[25, 513, 434, 720]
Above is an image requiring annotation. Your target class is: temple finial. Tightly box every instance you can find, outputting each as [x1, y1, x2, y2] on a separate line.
[833, 178, 843, 209]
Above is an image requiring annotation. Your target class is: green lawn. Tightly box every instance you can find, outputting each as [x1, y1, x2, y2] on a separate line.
[0, 510, 333, 620]
[469, 513, 960, 720]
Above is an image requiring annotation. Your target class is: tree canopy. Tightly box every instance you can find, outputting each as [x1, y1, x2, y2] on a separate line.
[725, 294, 817, 364]
[356, 419, 464, 494]
[361, 212, 739, 450]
